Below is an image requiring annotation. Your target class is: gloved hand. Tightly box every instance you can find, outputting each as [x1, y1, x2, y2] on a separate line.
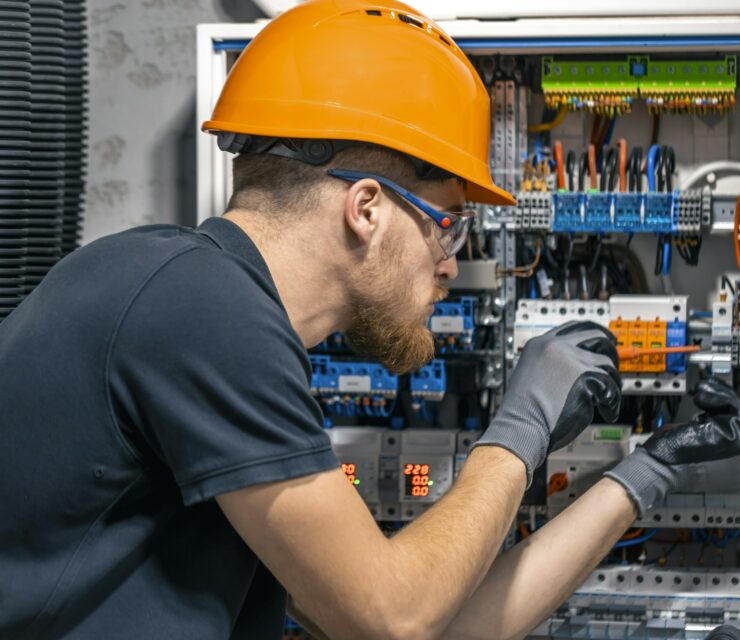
[474, 321, 621, 485]
[694, 376, 740, 418]
[605, 414, 740, 516]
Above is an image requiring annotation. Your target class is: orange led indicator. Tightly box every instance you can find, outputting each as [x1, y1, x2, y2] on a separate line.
[404, 463, 432, 498]
[341, 462, 357, 486]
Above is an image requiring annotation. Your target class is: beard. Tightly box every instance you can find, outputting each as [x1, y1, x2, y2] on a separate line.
[344, 233, 448, 375]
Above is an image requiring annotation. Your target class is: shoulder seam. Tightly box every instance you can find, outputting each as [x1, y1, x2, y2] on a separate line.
[102, 245, 209, 465]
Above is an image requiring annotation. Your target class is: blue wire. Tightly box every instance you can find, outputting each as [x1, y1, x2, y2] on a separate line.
[662, 238, 671, 275]
[656, 412, 664, 430]
[647, 144, 660, 192]
[534, 135, 543, 165]
[613, 529, 658, 548]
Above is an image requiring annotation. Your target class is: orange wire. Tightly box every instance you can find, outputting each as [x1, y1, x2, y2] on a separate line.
[617, 345, 700, 360]
[587, 144, 597, 190]
[554, 140, 565, 190]
[518, 521, 530, 539]
[620, 528, 646, 541]
[618, 139, 627, 192]
[734, 194, 740, 271]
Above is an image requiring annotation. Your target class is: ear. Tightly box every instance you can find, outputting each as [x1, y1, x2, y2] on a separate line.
[343, 179, 384, 246]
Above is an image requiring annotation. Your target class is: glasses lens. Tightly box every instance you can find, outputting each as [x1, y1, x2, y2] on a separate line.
[440, 213, 474, 257]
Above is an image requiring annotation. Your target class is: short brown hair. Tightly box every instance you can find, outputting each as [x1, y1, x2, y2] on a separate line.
[227, 144, 458, 217]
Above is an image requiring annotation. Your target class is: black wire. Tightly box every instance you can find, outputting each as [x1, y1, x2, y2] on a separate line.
[722, 275, 736, 295]
[587, 238, 603, 273]
[578, 152, 588, 191]
[663, 146, 675, 192]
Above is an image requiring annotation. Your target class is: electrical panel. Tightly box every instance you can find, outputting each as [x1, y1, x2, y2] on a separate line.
[197, 16, 740, 640]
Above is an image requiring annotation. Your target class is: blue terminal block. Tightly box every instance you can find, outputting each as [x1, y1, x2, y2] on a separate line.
[613, 193, 643, 232]
[410, 359, 446, 401]
[308, 355, 398, 398]
[552, 191, 679, 234]
[552, 192, 585, 232]
[584, 193, 613, 231]
[666, 321, 688, 373]
[429, 297, 476, 351]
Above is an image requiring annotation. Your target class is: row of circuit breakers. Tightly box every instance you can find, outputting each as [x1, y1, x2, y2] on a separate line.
[311, 294, 709, 404]
[328, 424, 740, 527]
[318, 294, 738, 525]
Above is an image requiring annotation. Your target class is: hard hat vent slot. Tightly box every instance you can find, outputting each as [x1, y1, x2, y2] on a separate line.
[439, 35, 451, 47]
[398, 13, 424, 29]
[365, 9, 381, 16]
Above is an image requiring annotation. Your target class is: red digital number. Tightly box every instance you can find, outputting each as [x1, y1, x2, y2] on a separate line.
[411, 486, 429, 497]
[403, 464, 414, 475]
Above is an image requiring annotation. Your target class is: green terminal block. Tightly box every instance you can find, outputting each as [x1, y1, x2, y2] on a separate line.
[640, 56, 737, 113]
[542, 55, 737, 115]
[542, 56, 638, 114]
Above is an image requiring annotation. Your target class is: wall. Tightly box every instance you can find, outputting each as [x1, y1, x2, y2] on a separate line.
[84, 0, 264, 244]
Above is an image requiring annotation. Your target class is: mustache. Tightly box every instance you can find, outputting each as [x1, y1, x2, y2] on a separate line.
[432, 282, 449, 304]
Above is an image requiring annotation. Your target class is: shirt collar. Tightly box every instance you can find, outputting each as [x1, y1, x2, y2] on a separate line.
[196, 217, 272, 282]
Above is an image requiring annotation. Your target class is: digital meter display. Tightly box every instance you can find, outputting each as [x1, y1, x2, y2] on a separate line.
[341, 462, 361, 487]
[403, 463, 433, 497]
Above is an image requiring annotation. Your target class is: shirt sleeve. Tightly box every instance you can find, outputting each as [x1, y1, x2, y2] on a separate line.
[108, 246, 338, 505]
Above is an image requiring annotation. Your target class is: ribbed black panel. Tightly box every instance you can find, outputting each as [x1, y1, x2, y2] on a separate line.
[0, 0, 87, 319]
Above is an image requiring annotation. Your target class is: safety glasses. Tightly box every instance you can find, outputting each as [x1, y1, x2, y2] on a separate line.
[328, 168, 475, 260]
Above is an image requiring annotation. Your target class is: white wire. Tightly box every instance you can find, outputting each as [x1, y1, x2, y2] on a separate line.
[680, 161, 740, 190]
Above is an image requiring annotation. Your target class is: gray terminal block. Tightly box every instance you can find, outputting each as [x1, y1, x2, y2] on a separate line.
[381, 429, 457, 522]
[325, 427, 385, 519]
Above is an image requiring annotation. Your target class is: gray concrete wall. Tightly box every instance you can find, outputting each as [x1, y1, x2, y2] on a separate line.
[84, 0, 264, 244]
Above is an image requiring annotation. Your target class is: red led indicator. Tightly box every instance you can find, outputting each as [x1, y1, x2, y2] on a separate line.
[440, 217, 451, 229]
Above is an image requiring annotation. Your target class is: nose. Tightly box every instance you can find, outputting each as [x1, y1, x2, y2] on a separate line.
[435, 254, 458, 280]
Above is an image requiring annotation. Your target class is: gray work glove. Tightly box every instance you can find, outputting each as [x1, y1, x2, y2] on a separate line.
[474, 321, 621, 485]
[694, 376, 740, 418]
[605, 414, 740, 516]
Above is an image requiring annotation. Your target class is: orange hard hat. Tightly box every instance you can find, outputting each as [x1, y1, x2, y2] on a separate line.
[202, 0, 515, 206]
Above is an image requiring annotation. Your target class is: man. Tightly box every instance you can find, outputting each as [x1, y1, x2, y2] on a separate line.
[2, 1, 739, 638]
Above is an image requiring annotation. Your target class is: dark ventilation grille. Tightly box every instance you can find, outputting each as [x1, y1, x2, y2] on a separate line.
[365, 9, 381, 16]
[0, 0, 88, 320]
[398, 13, 424, 29]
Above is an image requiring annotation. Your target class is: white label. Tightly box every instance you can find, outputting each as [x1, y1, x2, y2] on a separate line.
[338, 375, 371, 393]
[430, 316, 464, 334]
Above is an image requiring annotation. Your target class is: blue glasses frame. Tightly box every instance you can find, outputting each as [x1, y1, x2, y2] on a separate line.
[328, 168, 474, 258]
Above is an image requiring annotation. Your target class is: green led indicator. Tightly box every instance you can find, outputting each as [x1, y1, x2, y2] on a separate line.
[354, 479, 360, 486]
[428, 480, 434, 486]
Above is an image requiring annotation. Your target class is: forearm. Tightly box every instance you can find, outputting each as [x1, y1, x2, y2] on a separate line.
[220, 447, 525, 640]
[446, 477, 636, 640]
[381, 446, 526, 637]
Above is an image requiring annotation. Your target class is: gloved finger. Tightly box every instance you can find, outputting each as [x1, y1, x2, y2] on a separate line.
[589, 354, 622, 390]
[576, 334, 619, 367]
[584, 371, 622, 423]
[642, 414, 740, 465]
[694, 377, 740, 416]
[555, 320, 616, 343]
